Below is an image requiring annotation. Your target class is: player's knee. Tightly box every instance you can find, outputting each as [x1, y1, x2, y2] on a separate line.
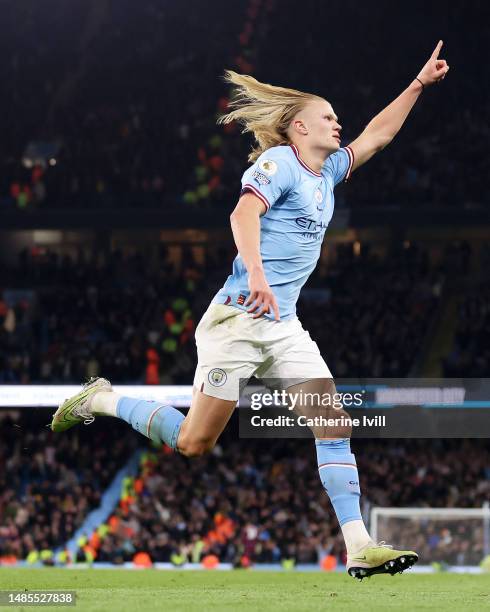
[178, 433, 215, 457]
[329, 407, 352, 438]
[320, 380, 352, 438]
[314, 408, 353, 439]
[291, 378, 352, 439]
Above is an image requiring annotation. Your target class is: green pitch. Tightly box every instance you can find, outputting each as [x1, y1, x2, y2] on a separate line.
[0, 569, 489, 612]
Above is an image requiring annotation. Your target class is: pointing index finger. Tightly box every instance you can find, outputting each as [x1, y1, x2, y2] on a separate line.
[431, 40, 443, 59]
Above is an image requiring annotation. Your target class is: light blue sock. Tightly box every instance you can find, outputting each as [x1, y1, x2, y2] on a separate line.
[116, 397, 184, 450]
[316, 438, 362, 526]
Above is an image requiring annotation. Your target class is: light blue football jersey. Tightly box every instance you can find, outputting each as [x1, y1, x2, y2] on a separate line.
[213, 143, 354, 320]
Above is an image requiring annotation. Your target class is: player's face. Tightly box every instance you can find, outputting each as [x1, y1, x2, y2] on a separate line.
[303, 99, 342, 153]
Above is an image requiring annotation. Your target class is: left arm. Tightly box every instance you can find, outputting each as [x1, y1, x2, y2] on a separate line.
[348, 40, 449, 172]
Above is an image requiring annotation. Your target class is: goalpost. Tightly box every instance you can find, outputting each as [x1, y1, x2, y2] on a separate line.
[370, 504, 490, 569]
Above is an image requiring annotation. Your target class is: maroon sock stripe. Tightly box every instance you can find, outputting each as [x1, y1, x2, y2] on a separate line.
[318, 462, 357, 469]
[146, 406, 163, 438]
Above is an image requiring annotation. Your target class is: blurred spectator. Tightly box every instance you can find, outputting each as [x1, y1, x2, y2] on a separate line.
[443, 281, 490, 377]
[0, 0, 488, 211]
[0, 413, 137, 562]
[0, 242, 444, 383]
[2, 415, 488, 566]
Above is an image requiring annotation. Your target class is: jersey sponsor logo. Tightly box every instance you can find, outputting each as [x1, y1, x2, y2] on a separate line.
[208, 368, 227, 387]
[259, 159, 278, 176]
[252, 170, 271, 185]
[295, 216, 328, 231]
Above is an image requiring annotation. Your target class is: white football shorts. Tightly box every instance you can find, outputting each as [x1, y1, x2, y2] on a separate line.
[193, 303, 332, 401]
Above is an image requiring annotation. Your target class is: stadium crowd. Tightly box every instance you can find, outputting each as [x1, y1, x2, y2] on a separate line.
[0, 0, 488, 211]
[0, 242, 443, 384]
[0, 416, 488, 567]
[107, 436, 489, 567]
[0, 413, 137, 563]
[443, 281, 490, 377]
[0, 0, 258, 211]
[0, 238, 488, 568]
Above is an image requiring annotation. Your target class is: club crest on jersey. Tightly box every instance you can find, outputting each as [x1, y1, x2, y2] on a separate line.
[259, 159, 278, 176]
[252, 170, 271, 185]
[208, 368, 227, 387]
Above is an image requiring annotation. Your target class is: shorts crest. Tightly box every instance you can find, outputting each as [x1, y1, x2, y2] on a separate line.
[208, 368, 227, 387]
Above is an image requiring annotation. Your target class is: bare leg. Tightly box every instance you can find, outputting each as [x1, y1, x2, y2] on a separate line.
[176, 388, 236, 457]
[286, 377, 351, 439]
[92, 386, 235, 457]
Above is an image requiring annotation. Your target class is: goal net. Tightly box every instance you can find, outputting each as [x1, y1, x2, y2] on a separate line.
[370, 505, 490, 567]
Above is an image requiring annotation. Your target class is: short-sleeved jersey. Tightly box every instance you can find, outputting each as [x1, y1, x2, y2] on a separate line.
[213, 143, 354, 320]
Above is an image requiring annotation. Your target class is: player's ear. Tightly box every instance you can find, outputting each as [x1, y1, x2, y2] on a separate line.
[292, 119, 308, 135]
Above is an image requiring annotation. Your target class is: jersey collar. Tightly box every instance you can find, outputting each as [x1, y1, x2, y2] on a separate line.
[289, 144, 322, 177]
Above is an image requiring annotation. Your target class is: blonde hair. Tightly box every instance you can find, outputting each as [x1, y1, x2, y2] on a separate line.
[218, 70, 322, 162]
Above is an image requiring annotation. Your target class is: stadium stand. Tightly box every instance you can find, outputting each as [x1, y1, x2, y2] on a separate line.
[0, 413, 137, 564]
[443, 281, 490, 377]
[0, 243, 444, 383]
[1, 413, 488, 567]
[0, 0, 488, 211]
